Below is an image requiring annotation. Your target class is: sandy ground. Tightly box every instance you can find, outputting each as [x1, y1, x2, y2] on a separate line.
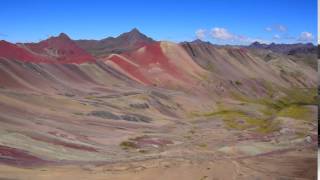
[0, 147, 316, 180]
[0, 85, 317, 180]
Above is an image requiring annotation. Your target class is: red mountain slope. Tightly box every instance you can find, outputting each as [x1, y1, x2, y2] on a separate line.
[24, 33, 95, 64]
[104, 41, 208, 87]
[0, 40, 50, 63]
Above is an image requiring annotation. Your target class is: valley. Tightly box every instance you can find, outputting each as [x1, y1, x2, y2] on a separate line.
[0, 29, 317, 180]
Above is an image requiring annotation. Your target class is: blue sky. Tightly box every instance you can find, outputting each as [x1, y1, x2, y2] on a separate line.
[0, 0, 317, 44]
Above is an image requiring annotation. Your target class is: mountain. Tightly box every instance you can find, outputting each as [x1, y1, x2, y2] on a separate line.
[248, 41, 317, 69]
[0, 32, 316, 93]
[0, 33, 316, 94]
[248, 41, 316, 54]
[75, 28, 155, 57]
[23, 33, 95, 64]
[0, 31, 317, 179]
[181, 39, 316, 98]
[0, 33, 95, 64]
[103, 41, 207, 88]
[0, 40, 52, 63]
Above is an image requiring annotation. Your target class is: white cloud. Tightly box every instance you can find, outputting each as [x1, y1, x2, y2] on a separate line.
[265, 27, 272, 32]
[245, 38, 270, 44]
[210, 27, 236, 40]
[276, 25, 287, 32]
[195, 29, 206, 40]
[273, 34, 280, 39]
[298, 32, 314, 42]
[207, 27, 269, 44]
[265, 25, 287, 32]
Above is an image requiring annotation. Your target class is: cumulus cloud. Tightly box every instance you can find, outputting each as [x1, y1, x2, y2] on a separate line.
[208, 27, 269, 44]
[195, 29, 206, 40]
[298, 32, 314, 42]
[210, 27, 236, 40]
[195, 27, 269, 44]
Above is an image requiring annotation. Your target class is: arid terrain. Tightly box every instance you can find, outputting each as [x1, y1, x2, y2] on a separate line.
[0, 29, 317, 180]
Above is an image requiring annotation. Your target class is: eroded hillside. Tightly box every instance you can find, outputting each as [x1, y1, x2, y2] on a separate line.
[0, 30, 317, 180]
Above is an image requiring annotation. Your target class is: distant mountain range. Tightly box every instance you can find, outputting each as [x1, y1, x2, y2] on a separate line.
[0, 28, 317, 169]
[248, 41, 316, 55]
[0, 28, 316, 92]
[248, 41, 317, 69]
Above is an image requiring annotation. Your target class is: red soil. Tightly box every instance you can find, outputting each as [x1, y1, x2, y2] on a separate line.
[0, 33, 96, 64]
[127, 42, 184, 79]
[0, 145, 46, 166]
[106, 42, 187, 85]
[29, 135, 98, 152]
[25, 33, 96, 64]
[108, 55, 151, 84]
[0, 40, 51, 63]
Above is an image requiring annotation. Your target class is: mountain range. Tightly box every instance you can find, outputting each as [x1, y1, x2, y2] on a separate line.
[0, 28, 317, 179]
[0, 28, 316, 90]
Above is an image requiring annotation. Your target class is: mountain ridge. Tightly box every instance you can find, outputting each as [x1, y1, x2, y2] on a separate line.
[0, 30, 317, 177]
[75, 28, 155, 57]
[0, 29, 316, 92]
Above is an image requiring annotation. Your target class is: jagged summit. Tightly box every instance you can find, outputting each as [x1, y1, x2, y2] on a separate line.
[248, 41, 316, 55]
[191, 39, 205, 43]
[75, 28, 155, 57]
[42, 33, 72, 42]
[180, 39, 213, 46]
[129, 27, 140, 33]
[5, 32, 96, 64]
[118, 28, 153, 41]
[57, 32, 70, 39]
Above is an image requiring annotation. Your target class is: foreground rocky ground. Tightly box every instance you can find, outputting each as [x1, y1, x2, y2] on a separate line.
[0, 147, 316, 180]
[0, 85, 317, 180]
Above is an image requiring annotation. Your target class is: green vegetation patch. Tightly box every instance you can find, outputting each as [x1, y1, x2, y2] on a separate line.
[192, 87, 316, 133]
[235, 80, 242, 86]
[207, 110, 280, 133]
[263, 88, 317, 108]
[232, 87, 317, 115]
[120, 141, 138, 150]
[278, 105, 312, 121]
[202, 109, 246, 117]
[197, 143, 208, 148]
[85, 96, 96, 100]
[232, 87, 317, 107]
